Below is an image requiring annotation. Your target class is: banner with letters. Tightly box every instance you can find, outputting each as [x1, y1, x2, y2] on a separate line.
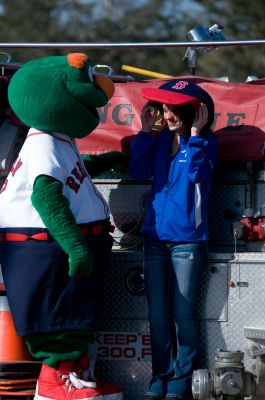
[77, 76, 265, 161]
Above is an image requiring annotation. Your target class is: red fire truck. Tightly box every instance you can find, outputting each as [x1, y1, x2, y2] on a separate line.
[1, 31, 265, 399]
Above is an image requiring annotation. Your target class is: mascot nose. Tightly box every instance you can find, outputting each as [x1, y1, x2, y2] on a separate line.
[95, 75, 115, 100]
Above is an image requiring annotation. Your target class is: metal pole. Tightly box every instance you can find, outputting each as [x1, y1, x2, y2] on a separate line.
[0, 39, 265, 49]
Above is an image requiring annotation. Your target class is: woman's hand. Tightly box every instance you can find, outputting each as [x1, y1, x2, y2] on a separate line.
[140, 104, 159, 133]
[191, 103, 208, 136]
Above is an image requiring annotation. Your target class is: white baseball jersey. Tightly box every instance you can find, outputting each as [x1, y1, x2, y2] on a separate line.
[0, 128, 110, 227]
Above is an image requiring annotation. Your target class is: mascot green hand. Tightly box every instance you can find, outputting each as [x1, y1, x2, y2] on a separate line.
[83, 151, 130, 178]
[7, 53, 114, 278]
[31, 175, 93, 277]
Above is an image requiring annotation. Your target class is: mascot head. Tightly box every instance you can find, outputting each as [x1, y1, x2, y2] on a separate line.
[8, 53, 114, 138]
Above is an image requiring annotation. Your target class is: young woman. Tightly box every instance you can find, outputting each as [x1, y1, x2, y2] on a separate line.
[129, 80, 218, 400]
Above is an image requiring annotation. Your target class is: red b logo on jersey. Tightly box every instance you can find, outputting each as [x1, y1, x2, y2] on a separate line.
[172, 81, 189, 90]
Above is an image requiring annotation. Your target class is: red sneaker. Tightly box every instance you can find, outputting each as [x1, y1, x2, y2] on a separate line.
[75, 356, 123, 400]
[34, 362, 103, 400]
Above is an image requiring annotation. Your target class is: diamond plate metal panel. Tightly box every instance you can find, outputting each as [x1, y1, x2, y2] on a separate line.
[91, 321, 229, 400]
[95, 180, 247, 250]
[227, 253, 265, 369]
[99, 251, 147, 319]
[101, 251, 229, 321]
[95, 317, 150, 333]
[213, 164, 249, 182]
[208, 183, 246, 248]
[92, 253, 232, 399]
[90, 168, 265, 396]
[199, 322, 229, 369]
[91, 320, 151, 400]
[95, 359, 151, 400]
[95, 181, 150, 250]
[197, 255, 230, 369]
[196, 262, 228, 321]
[94, 165, 265, 251]
[255, 181, 265, 211]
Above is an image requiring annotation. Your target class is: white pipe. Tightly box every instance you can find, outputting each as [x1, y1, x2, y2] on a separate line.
[0, 39, 264, 49]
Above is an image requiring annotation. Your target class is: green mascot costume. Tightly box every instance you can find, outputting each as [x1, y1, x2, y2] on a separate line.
[0, 53, 125, 400]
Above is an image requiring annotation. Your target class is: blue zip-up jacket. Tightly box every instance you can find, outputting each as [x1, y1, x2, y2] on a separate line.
[129, 129, 218, 242]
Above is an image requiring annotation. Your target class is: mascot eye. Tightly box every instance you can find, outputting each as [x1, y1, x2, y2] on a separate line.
[87, 65, 95, 82]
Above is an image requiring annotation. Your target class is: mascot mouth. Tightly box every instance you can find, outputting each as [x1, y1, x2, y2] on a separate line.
[83, 102, 99, 119]
[63, 79, 100, 123]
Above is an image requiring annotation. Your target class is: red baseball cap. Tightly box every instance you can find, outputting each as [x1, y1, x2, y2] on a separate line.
[141, 79, 215, 127]
[142, 82, 200, 108]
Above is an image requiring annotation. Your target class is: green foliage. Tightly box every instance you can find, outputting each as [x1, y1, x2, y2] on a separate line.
[0, 0, 95, 61]
[0, 0, 264, 81]
[190, 0, 265, 81]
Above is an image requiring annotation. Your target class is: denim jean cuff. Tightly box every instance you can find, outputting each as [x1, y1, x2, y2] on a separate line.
[146, 391, 163, 399]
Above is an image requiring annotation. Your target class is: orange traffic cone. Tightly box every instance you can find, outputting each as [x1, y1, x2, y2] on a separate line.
[0, 267, 32, 362]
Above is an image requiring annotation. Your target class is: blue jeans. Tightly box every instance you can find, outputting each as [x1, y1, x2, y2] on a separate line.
[144, 237, 208, 399]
